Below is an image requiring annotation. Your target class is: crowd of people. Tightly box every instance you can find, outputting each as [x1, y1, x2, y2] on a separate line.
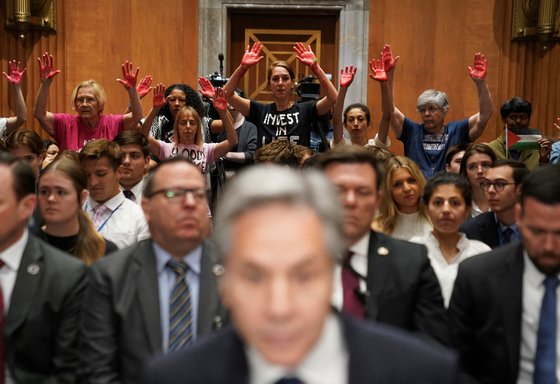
[1, 41, 560, 383]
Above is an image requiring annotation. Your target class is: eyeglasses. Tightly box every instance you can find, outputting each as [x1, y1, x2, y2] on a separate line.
[75, 96, 97, 105]
[480, 181, 515, 192]
[417, 106, 441, 114]
[148, 188, 207, 202]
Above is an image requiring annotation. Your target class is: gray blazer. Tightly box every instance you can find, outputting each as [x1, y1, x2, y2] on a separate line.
[5, 234, 87, 383]
[79, 239, 227, 384]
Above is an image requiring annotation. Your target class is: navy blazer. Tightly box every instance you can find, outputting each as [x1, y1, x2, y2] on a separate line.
[448, 241, 524, 383]
[364, 230, 450, 345]
[143, 314, 460, 384]
[5, 235, 87, 382]
[460, 211, 501, 249]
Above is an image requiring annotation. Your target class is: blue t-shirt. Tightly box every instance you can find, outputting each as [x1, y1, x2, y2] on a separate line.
[550, 141, 560, 164]
[399, 117, 470, 179]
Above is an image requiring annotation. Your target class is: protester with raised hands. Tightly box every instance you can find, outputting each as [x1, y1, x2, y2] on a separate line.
[1, 60, 27, 137]
[142, 84, 237, 174]
[372, 44, 493, 179]
[223, 41, 337, 147]
[33, 52, 143, 151]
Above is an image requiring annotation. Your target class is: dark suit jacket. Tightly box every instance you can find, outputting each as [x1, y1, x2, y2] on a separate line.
[143, 314, 460, 384]
[460, 212, 500, 248]
[5, 234, 87, 383]
[448, 241, 524, 384]
[79, 239, 227, 384]
[364, 231, 449, 345]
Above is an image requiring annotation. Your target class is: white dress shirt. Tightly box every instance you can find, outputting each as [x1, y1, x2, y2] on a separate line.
[517, 251, 560, 383]
[86, 193, 150, 249]
[247, 314, 348, 384]
[120, 178, 145, 204]
[391, 211, 432, 241]
[410, 232, 491, 307]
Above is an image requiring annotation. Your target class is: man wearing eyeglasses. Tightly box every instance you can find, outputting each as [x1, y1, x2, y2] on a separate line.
[461, 159, 529, 248]
[80, 157, 226, 383]
[486, 97, 552, 170]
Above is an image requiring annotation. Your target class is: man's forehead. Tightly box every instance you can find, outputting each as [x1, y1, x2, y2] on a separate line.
[486, 166, 513, 180]
[154, 162, 204, 185]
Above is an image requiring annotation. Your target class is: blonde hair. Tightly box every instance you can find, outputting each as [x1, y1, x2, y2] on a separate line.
[375, 156, 429, 234]
[71, 79, 106, 112]
[40, 155, 106, 265]
[172, 106, 204, 147]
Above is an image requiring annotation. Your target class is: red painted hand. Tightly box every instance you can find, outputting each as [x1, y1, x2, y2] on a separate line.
[369, 58, 387, 82]
[198, 76, 216, 99]
[294, 42, 317, 68]
[2, 60, 27, 85]
[381, 44, 399, 73]
[37, 52, 60, 80]
[117, 60, 140, 90]
[153, 83, 166, 108]
[340, 66, 357, 88]
[241, 42, 264, 69]
[136, 75, 153, 98]
[211, 87, 228, 111]
[468, 52, 487, 80]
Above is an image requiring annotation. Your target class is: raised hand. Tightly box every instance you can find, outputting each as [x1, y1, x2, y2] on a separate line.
[538, 137, 552, 161]
[2, 60, 27, 85]
[369, 58, 387, 82]
[241, 42, 264, 69]
[468, 52, 487, 80]
[340, 66, 357, 88]
[210, 87, 228, 111]
[294, 42, 317, 68]
[198, 76, 216, 99]
[553, 117, 560, 133]
[381, 44, 399, 73]
[37, 52, 60, 80]
[153, 83, 166, 108]
[117, 60, 140, 90]
[136, 75, 153, 98]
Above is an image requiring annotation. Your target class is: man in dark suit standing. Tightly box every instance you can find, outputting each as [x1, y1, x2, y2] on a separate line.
[80, 157, 226, 383]
[143, 165, 459, 384]
[315, 145, 449, 345]
[461, 159, 528, 248]
[449, 164, 560, 383]
[0, 153, 87, 382]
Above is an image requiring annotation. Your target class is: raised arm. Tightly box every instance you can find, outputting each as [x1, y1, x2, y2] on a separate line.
[223, 42, 263, 117]
[2, 60, 27, 134]
[369, 56, 392, 146]
[117, 60, 143, 130]
[142, 83, 166, 157]
[379, 45, 404, 138]
[332, 66, 356, 145]
[211, 88, 238, 159]
[293, 42, 338, 116]
[33, 52, 60, 137]
[467, 52, 493, 141]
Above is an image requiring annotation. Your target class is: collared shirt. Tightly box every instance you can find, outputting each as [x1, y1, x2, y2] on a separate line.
[517, 251, 560, 383]
[0, 229, 28, 384]
[120, 178, 145, 204]
[332, 232, 370, 310]
[153, 242, 202, 353]
[86, 193, 150, 249]
[247, 314, 348, 384]
[410, 232, 491, 307]
[0, 229, 28, 313]
[495, 217, 520, 245]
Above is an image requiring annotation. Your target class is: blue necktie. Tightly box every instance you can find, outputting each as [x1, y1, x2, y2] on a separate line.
[502, 227, 514, 245]
[167, 259, 193, 352]
[534, 276, 559, 384]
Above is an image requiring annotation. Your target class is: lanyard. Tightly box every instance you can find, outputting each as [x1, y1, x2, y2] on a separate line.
[86, 201, 124, 233]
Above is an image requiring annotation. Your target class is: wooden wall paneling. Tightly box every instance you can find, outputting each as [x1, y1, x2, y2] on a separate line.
[2, 0, 199, 139]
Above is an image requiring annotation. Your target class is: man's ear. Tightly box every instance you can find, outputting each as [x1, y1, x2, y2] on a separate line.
[19, 193, 37, 222]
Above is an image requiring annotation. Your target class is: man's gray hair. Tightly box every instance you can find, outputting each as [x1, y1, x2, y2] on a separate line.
[213, 165, 345, 264]
[416, 89, 449, 112]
